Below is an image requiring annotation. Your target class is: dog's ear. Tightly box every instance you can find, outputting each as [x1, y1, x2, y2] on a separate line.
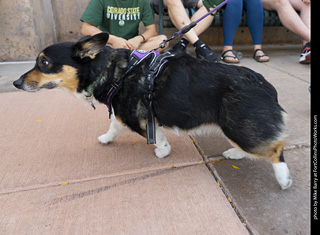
[74, 32, 109, 59]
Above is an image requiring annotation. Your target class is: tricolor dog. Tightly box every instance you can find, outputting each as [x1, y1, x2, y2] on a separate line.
[13, 33, 292, 189]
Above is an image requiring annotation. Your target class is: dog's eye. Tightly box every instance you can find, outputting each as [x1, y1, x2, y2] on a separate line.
[40, 58, 49, 67]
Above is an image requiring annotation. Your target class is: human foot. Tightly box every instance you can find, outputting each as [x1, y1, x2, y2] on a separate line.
[253, 49, 269, 62]
[221, 50, 241, 63]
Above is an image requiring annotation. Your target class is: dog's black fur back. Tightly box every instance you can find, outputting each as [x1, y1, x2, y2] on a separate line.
[90, 48, 286, 155]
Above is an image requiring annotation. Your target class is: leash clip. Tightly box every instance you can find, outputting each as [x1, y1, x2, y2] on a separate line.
[86, 94, 96, 110]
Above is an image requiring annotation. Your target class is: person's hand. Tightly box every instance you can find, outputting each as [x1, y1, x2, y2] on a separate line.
[127, 36, 143, 50]
[302, 0, 311, 4]
[109, 35, 131, 49]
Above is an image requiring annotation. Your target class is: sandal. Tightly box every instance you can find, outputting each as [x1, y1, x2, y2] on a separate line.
[221, 50, 241, 64]
[253, 49, 269, 63]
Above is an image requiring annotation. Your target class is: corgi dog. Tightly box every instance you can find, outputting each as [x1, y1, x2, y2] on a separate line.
[13, 33, 292, 189]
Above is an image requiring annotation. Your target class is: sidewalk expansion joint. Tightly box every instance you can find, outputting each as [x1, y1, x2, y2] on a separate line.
[284, 143, 310, 151]
[48, 164, 198, 206]
[0, 161, 205, 197]
[189, 135, 253, 235]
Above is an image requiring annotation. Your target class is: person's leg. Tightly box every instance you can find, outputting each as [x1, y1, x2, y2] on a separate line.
[222, 0, 243, 62]
[190, 1, 214, 36]
[163, 0, 199, 44]
[164, 0, 220, 61]
[244, 0, 269, 62]
[289, 0, 311, 42]
[290, 0, 310, 63]
[261, 0, 310, 43]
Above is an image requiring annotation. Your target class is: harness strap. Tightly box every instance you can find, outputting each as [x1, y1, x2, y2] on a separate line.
[105, 50, 153, 117]
[105, 49, 174, 144]
[143, 51, 175, 144]
[89, 49, 175, 144]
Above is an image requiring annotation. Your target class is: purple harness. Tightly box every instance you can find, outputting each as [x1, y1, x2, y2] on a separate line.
[104, 50, 154, 114]
[105, 50, 171, 114]
[104, 49, 175, 144]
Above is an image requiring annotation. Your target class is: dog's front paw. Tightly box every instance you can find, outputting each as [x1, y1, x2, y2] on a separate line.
[97, 133, 113, 145]
[222, 148, 246, 160]
[155, 143, 171, 158]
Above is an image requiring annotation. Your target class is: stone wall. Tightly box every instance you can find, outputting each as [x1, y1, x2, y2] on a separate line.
[51, 0, 90, 42]
[0, 0, 56, 61]
[0, 0, 89, 61]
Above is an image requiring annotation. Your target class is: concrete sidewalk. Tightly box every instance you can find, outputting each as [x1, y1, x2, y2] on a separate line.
[0, 45, 311, 234]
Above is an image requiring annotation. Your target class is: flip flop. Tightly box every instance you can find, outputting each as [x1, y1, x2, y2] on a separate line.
[221, 50, 241, 64]
[253, 49, 269, 63]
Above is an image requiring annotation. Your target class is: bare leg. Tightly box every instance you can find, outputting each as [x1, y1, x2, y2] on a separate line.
[190, 2, 214, 36]
[163, 0, 200, 44]
[289, 0, 311, 41]
[261, 0, 310, 43]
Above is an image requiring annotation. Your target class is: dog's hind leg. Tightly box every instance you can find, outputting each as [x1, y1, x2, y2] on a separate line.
[224, 138, 292, 190]
[154, 127, 171, 158]
[256, 141, 292, 190]
[271, 149, 292, 190]
[98, 116, 127, 145]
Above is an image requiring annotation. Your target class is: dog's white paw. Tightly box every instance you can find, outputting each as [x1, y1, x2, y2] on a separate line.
[222, 148, 246, 160]
[273, 162, 292, 190]
[97, 133, 113, 145]
[155, 143, 171, 158]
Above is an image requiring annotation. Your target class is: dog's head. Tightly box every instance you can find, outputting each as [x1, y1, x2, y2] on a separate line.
[13, 33, 110, 93]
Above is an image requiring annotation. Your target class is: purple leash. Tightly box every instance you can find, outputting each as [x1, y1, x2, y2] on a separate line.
[177, 0, 230, 36]
[154, 0, 230, 50]
[197, 0, 230, 22]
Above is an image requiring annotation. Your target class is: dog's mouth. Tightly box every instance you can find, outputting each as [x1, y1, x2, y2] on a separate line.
[13, 78, 57, 92]
[39, 82, 57, 90]
[20, 81, 40, 92]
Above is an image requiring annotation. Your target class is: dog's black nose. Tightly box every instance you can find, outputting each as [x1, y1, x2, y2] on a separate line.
[13, 77, 24, 89]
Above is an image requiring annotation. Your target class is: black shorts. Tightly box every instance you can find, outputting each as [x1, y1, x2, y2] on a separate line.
[150, 0, 199, 14]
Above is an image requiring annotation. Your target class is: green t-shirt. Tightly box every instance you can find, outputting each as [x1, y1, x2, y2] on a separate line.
[81, 0, 155, 40]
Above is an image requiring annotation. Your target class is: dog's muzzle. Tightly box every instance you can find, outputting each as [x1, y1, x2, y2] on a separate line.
[13, 76, 25, 89]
